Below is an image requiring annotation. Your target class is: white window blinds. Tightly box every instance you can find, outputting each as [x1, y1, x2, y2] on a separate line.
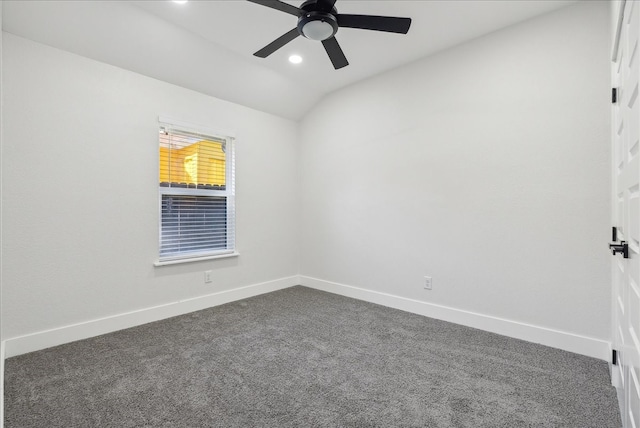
[158, 124, 235, 261]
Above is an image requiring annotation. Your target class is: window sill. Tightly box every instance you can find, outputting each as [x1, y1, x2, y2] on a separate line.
[154, 251, 240, 267]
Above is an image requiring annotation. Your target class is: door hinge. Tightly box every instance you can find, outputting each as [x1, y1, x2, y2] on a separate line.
[613, 87, 618, 104]
[613, 349, 619, 366]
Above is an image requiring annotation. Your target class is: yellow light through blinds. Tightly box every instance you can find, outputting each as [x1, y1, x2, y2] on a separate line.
[159, 131, 226, 188]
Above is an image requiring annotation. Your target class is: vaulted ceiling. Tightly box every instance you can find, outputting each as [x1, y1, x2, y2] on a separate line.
[2, 0, 576, 120]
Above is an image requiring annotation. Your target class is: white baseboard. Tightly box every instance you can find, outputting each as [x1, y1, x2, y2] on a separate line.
[3, 274, 611, 362]
[3, 276, 300, 358]
[300, 276, 611, 361]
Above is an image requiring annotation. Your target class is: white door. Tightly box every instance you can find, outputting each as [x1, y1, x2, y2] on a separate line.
[612, 1, 640, 427]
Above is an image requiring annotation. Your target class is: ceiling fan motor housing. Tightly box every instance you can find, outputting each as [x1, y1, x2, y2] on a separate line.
[297, 1, 339, 41]
[298, 12, 338, 40]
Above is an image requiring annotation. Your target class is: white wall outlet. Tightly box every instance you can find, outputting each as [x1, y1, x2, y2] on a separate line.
[424, 276, 432, 290]
[204, 270, 213, 284]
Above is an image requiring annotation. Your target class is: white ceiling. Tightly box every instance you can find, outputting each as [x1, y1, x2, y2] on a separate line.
[2, 0, 577, 120]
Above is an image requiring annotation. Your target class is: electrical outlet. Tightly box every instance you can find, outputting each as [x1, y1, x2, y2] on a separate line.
[424, 276, 432, 290]
[204, 270, 213, 284]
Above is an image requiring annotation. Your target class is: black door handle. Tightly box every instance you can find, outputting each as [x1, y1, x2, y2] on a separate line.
[609, 241, 629, 258]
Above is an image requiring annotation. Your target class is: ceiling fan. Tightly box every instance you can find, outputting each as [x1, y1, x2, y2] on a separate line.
[247, 0, 412, 70]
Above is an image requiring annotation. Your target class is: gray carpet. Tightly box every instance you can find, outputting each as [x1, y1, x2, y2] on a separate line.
[4, 286, 621, 427]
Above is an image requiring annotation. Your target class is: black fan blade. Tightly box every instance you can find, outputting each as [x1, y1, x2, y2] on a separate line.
[337, 14, 412, 34]
[246, 0, 302, 17]
[322, 37, 348, 69]
[316, 0, 337, 12]
[254, 28, 300, 58]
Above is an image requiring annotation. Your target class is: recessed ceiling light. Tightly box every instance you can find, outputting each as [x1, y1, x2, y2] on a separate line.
[172, 0, 188, 4]
[289, 55, 303, 64]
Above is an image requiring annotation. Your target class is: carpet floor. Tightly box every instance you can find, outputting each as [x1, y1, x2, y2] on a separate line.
[4, 286, 621, 427]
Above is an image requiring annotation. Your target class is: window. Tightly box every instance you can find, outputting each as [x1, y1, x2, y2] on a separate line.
[158, 122, 235, 263]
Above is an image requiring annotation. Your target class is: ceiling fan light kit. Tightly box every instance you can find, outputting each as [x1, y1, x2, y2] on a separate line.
[300, 12, 338, 41]
[247, 0, 412, 70]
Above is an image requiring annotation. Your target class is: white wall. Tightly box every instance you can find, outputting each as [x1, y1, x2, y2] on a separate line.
[1, 2, 5, 425]
[299, 1, 611, 343]
[1, 0, 613, 362]
[1, 34, 299, 343]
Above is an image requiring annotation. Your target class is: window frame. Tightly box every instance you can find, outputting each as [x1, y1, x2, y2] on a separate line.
[154, 118, 238, 266]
